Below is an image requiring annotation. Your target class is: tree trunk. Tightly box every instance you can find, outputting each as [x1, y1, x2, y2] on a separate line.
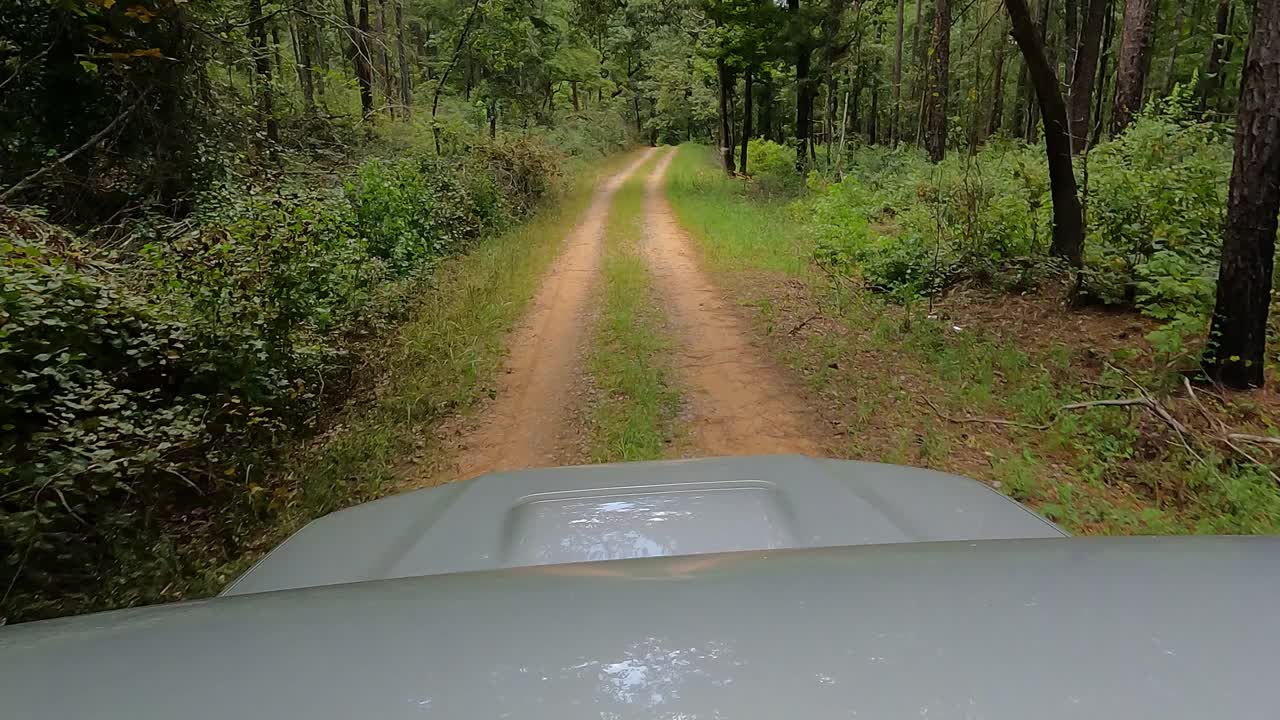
[717, 57, 737, 174]
[1200, 0, 1232, 113]
[1162, 0, 1186, 95]
[913, 0, 928, 142]
[396, 0, 411, 118]
[290, 14, 316, 114]
[925, 0, 950, 162]
[1091, 0, 1116, 146]
[741, 68, 754, 174]
[1064, 0, 1080, 83]
[989, 30, 1008, 136]
[1110, 0, 1157, 135]
[248, 0, 279, 149]
[1005, 0, 1085, 266]
[792, 0, 814, 170]
[892, 0, 906, 143]
[1023, 0, 1052, 141]
[1068, 0, 1109, 151]
[760, 80, 774, 140]
[571, 81, 580, 111]
[1203, 0, 1280, 388]
[345, 0, 375, 119]
[376, 0, 394, 117]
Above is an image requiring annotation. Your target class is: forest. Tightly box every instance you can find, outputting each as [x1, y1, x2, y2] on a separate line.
[1, 0, 1277, 623]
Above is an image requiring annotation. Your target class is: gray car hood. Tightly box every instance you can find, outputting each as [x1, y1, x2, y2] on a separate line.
[2, 537, 1279, 719]
[224, 455, 1063, 595]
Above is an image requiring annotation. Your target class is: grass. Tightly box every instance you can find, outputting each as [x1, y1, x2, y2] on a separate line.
[663, 142, 1280, 537]
[664, 144, 814, 276]
[188, 150, 652, 594]
[584, 152, 683, 462]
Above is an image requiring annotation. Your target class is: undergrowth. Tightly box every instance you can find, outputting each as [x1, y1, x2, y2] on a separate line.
[0, 135, 602, 623]
[664, 142, 1280, 537]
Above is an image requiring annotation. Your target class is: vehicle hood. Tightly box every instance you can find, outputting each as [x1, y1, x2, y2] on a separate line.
[2, 537, 1278, 720]
[224, 455, 1063, 595]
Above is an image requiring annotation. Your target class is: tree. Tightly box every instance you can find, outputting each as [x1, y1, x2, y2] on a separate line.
[1109, 0, 1156, 135]
[1067, 0, 1108, 151]
[891, 0, 905, 143]
[1004, 0, 1084, 266]
[790, 0, 814, 169]
[988, 24, 1009, 137]
[1203, 0, 1280, 389]
[924, 0, 949, 162]
[344, 0, 375, 119]
[248, 0, 279, 149]
[1199, 0, 1232, 113]
[396, 1, 412, 118]
[717, 55, 737, 172]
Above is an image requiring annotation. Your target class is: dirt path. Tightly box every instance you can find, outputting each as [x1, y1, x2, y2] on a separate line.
[433, 148, 659, 482]
[642, 149, 826, 457]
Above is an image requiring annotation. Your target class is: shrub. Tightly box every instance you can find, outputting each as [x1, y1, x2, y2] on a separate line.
[745, 139, 801, 196]
[1, 136, 570, 622]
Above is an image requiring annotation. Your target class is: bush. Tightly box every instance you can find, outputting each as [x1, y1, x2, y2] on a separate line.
[1, 136, 568, 622]
[808, 112, 1233, 321]
[745, 139, 801, 196]
[1080, 114, 1230, 310]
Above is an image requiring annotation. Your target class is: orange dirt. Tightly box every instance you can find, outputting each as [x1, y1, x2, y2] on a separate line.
[432, 148, 659, 482]
[642, 149, 826, 457]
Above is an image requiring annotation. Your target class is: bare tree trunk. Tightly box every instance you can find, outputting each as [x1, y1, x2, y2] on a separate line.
[1163, 0, 1186, 94]
[989, 28, 1009, 136]
[376, 0, 395, 117]
[344, 0, 375, 120]
[1023, 0, 1052, 141]
[759, 79, 774, 140]
[1203, 0, 1280, 388]
[248, 0, 279, 149]
[925, 0, 950, 162]
[892, 0, 906, 143]
[290, 13, 315, 114]
[912, 0, 927, 142]
[1110, 0, 1157, 135]
[1068, 0, 1109, 150]
[741, 67, 754, 174]
[792, 0, 815, 170]
[1091, 0, 1116, 146]
[1199, 0, 1232, 112]
[396, 0, 411, 118]
[1064, 0, 1080, 83]
[717, 56, 737, 174]
[571, 81, 580, 111]
[1005, 0, 1085, 266]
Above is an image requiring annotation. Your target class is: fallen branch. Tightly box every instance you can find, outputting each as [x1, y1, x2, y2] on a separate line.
[788, 314, 821, 336]
[922, 371, 1280, 485]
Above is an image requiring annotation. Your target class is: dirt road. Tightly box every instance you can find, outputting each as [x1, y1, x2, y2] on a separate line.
[642, 150, 823, 457]
[438, 147, 822, 481]
[438, 148, 658, 480]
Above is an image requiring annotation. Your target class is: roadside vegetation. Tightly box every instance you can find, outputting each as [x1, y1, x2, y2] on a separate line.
[584, 160, 684, 462]
[666, 141, 1280, 536]
[1, 0, 633, 623]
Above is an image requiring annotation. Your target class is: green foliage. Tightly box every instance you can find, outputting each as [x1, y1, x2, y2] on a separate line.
[745, 139, 801, 196]
[1080, 115, 1230, 308]
[1, 137, 568, 622]
[808, 117, 1232, 331]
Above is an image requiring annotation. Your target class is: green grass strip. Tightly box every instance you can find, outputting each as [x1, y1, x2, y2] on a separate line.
[585, 152, 683, 462]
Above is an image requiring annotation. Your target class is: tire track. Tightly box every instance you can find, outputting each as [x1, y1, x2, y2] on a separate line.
[435, 148, 659, 481]
[641, 149, 825, 457]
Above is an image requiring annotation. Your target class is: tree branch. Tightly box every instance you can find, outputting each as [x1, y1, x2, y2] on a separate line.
[0, 92, 148, 204]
